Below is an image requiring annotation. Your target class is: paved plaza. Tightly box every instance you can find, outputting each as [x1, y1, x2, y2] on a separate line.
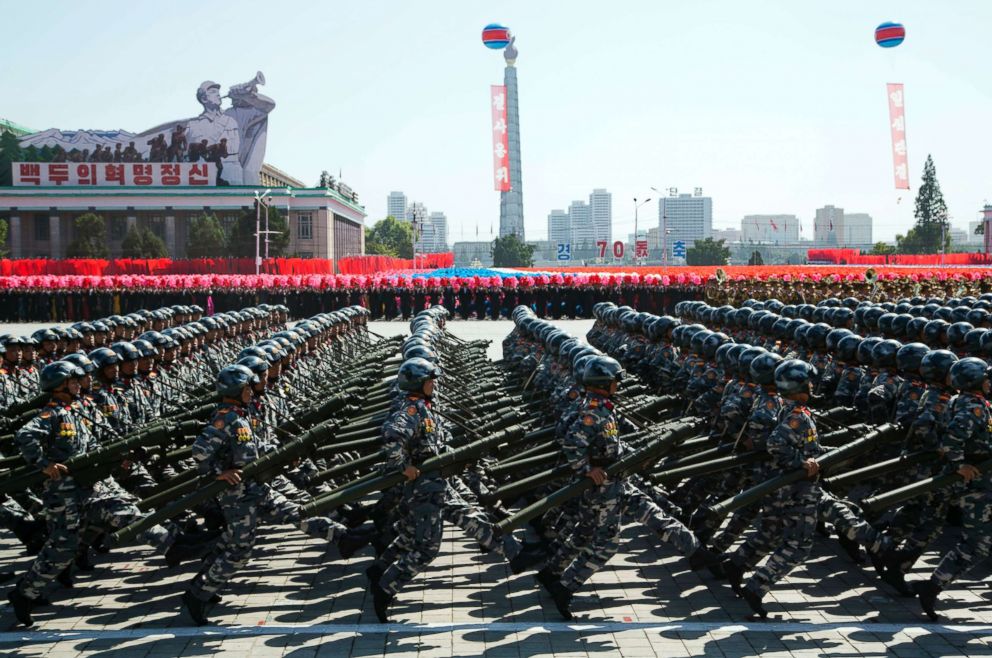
[0, 320, 991, 656]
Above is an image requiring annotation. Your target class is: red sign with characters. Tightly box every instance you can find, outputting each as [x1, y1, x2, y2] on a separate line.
[12, 162, 216, 187]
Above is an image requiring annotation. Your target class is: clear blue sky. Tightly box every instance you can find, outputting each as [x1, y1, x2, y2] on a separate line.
[3, 1, 989, 243]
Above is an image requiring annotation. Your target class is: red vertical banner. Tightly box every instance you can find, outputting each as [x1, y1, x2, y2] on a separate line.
[491, 85, 510, 192]
[887, 83, 909, 190]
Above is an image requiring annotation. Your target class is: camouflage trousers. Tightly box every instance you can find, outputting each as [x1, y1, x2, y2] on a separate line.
[930, 488, 992, 588]
[378, 478, 517, 596]
[0, 495, 33, 528]
[819, 491, 889, 554]
[188, 481, 346, 602]
[741, 484, 820, 598]
[18, 478, 174, 600]
[710, 467, 766, 553]
[885, 476, 953, 556]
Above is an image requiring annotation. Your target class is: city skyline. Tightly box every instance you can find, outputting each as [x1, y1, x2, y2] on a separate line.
[1, 2, 989, 244]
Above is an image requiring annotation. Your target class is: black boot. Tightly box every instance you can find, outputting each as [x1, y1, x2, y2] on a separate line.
[837, 534, 865, 564]
[722, 558, 745, 597]
[881, 550, 916, 597]
[742, 587, 768, 620]
[366, 567, 392, 623]
[509, 545, 546, 575]
[182, 590, 210, 626]
[548, 581, 574, 621]
[338, 526, 374, 560]
[12, 518, 47, 555]
[56, 566, 73, 588]
[76, 545, 97, 572]
[0, 571, 14, 584]
[7, 589, 34, 627]
[341, 504, 370, 529]
[912, 580, 941, 621]
[688, 546, 723, 576]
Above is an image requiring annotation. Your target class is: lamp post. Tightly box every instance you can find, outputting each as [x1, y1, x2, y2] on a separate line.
[633, 197, 652, 264]
[650, 186, 669, 267]
[254, 188, 272, 275]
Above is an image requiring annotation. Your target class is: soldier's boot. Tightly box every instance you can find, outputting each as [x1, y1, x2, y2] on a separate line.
[340, 504, 369, 529]
[7, 589, 34, 627]
[509, 544, 546, 575]
[0, 571, 15, 584]
[881, 549, 919, 597]
[75, 544, 97, 572]
[365, 566, 392, 624]
[547, 581, 574, 621]
[165, 533, 216, 569]
[837, 534, 866, 564]
[12, 518, 47, 555]
[721, 558, 746, 597]
[741, 587, 768, 620]
[181, 590, 210, 626]
[56, 566, 74, 588]
[912, 580, 941, 621]
[688, 546, 724, 578]
[815, 520, 830, 538]
[337, 526, 375, 560]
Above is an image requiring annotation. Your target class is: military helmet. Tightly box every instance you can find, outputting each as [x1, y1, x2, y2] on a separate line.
[749, 352, 784, 385]
[918, 349, 958, 384]
[581, 355, 625, 388]
[738, 346, 766, 380]
[40, 360, 85, 392]
[964, 329, 986, 355]
[950, 306, 972, 323]
[966, 309, 990, 327]
[836, 334, 862, 363]
[62, 352, 95, 375]
[717, 343, 744, 371]
[825, 328, 854, 352]
[216, 364, 259, 398]
[689, 329, 714, 355]
[132, 339, 158, 358]
[774, 359, 814, 396]
[702, 332, 731, 359]
[895, 342, 930, 375]
[923, 319, 949, 345]
[403, 345, 438, 363]
[947, 322, 974, 347]
[905, 317, 927, 341]
[948, 357, 988, 392]
[831, 308, 854, 328]
[32, 328, 59, 344]
[396, 357, 440, 392]
[862, 307, 885, 330]
[110, 341, 140, 362]
[771, 317, 791, 339]
[236, 355, 269, 375]
[980, 331, 992, 358]
[871, 339, 902, 368]
[88, 347, 120, 369]
[734, 307, 754, 328]
[877, 313, 898, 336]
[857, 336, 883, 365]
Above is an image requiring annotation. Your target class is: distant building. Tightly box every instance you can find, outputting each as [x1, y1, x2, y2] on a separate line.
[814, 205, 844, 245]
[417, 211, 448, 253]
[712, 227, 742, 243]
[547, 209, 570, 246]
[259, 163, 306, 190]
[0, 117, 35, 138]
[983, 205, 992, 254]
[968, 220, 984, 245]
[949, 227, 970, 249]
[569, 200, 593, 246]
[589, 188, 612, 244]
[843, 213, 872, 246]
[387, 191, 408, 221]
[659, 192, 712, 248]
[741, 214, 799, 244]
[453, 241, 494, 267]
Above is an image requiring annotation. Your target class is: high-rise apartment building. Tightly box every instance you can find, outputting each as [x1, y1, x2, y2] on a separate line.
[589, 188, 612, 244]
[658, 192, 712, 248]
[386, 191, 407, 221]
[569, 201, 593, 246]
[547, 209, 570, 246]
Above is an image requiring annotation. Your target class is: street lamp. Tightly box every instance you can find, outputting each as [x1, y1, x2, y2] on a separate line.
[254, 188, 272, 275]
[633, 197, 652, 264]
[650, 187, 669, 267]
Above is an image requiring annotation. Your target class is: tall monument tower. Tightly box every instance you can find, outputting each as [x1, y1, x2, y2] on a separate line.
[499, 37, 525, 239]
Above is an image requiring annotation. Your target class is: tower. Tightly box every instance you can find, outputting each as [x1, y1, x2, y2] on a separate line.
[498, 37, 524, 239]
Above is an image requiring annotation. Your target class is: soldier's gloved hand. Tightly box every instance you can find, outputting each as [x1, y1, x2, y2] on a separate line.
[403, 465, 420, 481]
[802, 458, 820, 478]
[217, 469, 243, 485]
[586, 467, 607, 486]
[957, 463, 981, 483]
[42, 463, 69, 480]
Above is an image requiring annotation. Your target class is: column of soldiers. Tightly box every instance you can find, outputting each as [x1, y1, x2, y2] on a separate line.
[499, 294, 991, 621]
[0, 303, 382, 626]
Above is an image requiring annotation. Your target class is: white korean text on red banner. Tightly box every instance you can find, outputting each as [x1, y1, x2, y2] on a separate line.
[491, 85, 510, 192]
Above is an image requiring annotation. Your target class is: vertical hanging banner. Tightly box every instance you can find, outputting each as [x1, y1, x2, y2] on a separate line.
[491, 85, 510, 192]
[887, 83, 909, 190]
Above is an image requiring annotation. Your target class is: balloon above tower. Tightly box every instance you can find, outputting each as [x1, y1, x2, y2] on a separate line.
[482, 24, 512, 49]
[875, 21, 905, 48]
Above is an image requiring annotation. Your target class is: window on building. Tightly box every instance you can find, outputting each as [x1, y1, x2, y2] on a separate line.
[35, 217, 50, 242]
[298, 213, 313, 240]
[110, 217, 127, 240]
[297, 251, 314, 258]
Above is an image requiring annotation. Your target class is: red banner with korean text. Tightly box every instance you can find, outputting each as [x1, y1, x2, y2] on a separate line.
[886, 83, 909, 190]
[490, 85, 510, 192]
[12, 162, 216, 187]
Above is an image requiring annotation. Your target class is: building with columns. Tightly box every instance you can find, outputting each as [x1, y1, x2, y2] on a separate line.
[0, 184, 366, 261]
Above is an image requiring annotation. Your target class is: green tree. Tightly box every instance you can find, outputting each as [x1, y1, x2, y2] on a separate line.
[121, 225, 168, 258]
[186, 213, 228, 258]
[365, 215, 414, 258]
[65, 213, 110, 258]
[686, 238, 730, 266]
[491, 234, 535, 267]
[897, 154, 949, 254]
[747, 250, 764, 265]
[0, 218, 8, 257]
[871, 241, 896, 255]
[227, 205, 290, 258]
[0, 130, 22, 187]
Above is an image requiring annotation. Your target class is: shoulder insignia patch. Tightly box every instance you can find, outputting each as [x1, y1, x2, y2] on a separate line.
[589, 399, 599, 408]
[973, 407, 984, 418]
[765, 400, 776, 410]
[406, 406, 418, 416]
[39, 411, 52, 419]
[847, 372, 858, 381]
[582, 415, 596, 426]
[789, 418, 800, 429]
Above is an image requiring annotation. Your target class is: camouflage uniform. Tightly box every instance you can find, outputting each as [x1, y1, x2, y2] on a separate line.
[927, 392, 992, 587]
[14, 399, 175, 601]
[743, 400, 822, 597]
[832, 364, 863, 407]
[377, 396, 518, 596]
[187, 401, 348, 603]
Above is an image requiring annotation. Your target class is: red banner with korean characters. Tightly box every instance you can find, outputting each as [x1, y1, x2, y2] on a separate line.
[491, 85, 510, 192]
[886, 83, 909, 190]
[12, 162, 216, 186]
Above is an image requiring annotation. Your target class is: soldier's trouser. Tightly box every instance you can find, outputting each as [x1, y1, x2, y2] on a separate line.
[745, 485, 819, 597]
[711, 502, 762, 553]
[378, 483, 445, 596]
[0, 495, 32, 528]
[549, 483, 623, 593]
[623, 483, 698, 555]
[930, 488, 992, 587]
[818, 491, 888, 554]
[441, 484, 519, 559]
[731, 496, 785, 571]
